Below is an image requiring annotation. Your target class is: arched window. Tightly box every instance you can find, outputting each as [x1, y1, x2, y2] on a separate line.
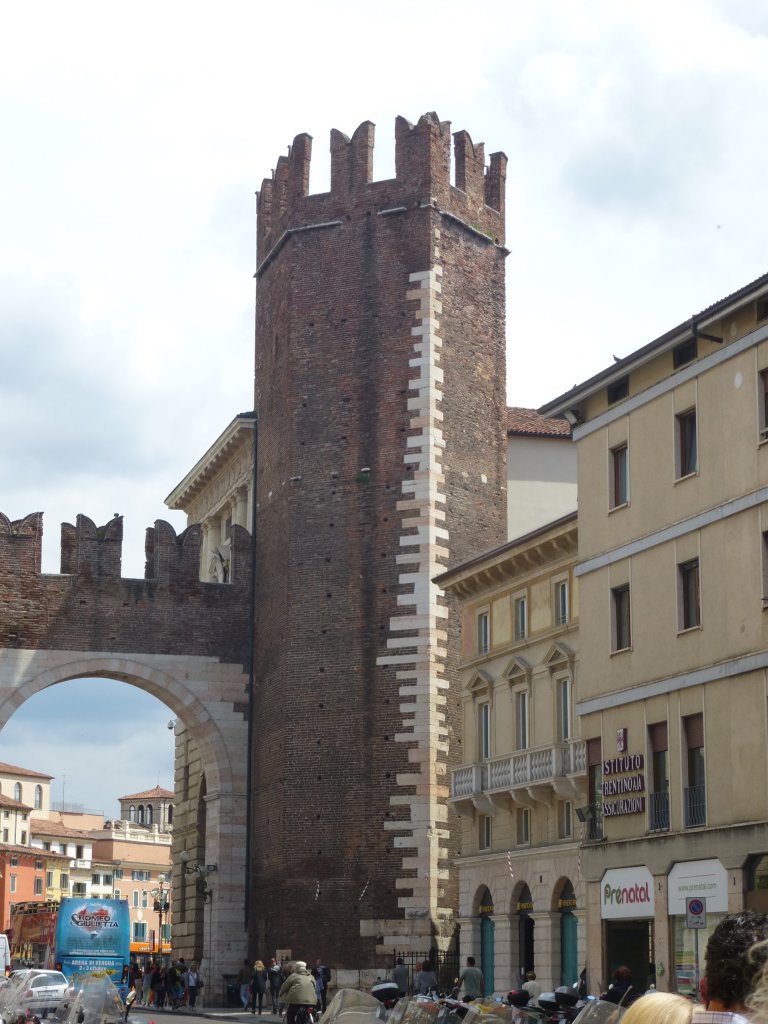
[168, 804, 173, 824]
[34, 785, 43, 810]
[138, 805, 145, 824]
[129, 805, 136, 822]
[146, 805, 153, 826]
[14, 783, 21, 802]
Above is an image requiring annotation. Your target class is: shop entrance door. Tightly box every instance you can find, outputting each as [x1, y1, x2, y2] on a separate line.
[604, 920, 653, 995]
[481, 915, 495, 995]
[560, 912, 578, 986]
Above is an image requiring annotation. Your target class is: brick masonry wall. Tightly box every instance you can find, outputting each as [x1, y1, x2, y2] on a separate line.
[252, 114, 507, 967]
[0, 513, 251, 665]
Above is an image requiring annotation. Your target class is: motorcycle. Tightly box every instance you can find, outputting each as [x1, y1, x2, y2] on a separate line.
[371, 982, 402, 1021]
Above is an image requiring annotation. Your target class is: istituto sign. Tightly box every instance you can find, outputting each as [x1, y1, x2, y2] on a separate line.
[601, 866, 655, 919]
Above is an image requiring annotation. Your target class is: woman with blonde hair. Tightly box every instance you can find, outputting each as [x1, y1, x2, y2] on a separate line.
[620, 993, 693, 1024]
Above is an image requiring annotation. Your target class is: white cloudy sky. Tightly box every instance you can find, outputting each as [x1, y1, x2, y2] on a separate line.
[1, 0, 767, 811]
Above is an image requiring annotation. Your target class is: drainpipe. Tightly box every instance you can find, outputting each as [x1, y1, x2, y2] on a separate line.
[244, 413, 258, 932]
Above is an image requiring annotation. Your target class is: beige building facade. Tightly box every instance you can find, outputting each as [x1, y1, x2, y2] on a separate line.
[439, 513, 583, 994]
[541, 272, 768, 997]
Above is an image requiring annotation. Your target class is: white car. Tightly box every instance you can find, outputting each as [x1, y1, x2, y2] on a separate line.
[4, 970, 70, 1018]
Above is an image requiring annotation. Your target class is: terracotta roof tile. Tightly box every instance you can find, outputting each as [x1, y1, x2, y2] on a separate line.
[118, 786, 174, 801]
[31, 818, 93, 840]
[0, 761, 53, 780]
[507, 407, 572, 438]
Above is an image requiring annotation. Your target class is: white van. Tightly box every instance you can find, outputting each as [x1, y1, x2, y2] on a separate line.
[0, 933, 9, 976]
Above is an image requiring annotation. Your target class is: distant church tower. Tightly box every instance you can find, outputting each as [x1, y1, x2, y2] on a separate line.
[252, 113, 507, 965]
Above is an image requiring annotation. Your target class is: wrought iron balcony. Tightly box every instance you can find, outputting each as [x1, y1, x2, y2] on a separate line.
[450, 739, 587, 813]
[648, 790, 670, 832]
[684, 784, 706, 827]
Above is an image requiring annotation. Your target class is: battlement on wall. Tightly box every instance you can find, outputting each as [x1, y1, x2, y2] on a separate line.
[0, 512, 249, 588]
[256, 111, 507, 260]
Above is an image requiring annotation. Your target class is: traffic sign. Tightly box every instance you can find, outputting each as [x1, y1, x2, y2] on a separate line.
[686, 896, 707, 928]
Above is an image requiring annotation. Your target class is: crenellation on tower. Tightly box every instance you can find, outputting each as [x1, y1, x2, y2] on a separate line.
[60, 514, 123, 578]
[0, 512, 43, 576]
[288, 132, 312, 203]
[256, 112, 507, 266]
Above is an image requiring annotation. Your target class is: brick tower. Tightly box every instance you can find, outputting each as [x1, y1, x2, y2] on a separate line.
[252, 113, 507, 966]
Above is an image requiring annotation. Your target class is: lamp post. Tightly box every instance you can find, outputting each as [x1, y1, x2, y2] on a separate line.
[150, 873, 170, 962]
[180, 852, 218, 999]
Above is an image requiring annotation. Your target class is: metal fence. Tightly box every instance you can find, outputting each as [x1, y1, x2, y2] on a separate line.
[392, 948, 461, 995]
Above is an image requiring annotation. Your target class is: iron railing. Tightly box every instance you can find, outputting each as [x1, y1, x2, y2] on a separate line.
[648, 790, 670, 831]
[684, 784, 706, 827]
[392, 948, 461, 995]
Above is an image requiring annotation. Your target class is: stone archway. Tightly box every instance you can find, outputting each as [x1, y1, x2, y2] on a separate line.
[0, 512, 253, 987]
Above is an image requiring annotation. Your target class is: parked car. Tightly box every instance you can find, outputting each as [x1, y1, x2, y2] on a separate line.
[3, 970, 70, 1018]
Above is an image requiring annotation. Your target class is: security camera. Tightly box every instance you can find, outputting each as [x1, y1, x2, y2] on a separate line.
[167, 720, 176, 730]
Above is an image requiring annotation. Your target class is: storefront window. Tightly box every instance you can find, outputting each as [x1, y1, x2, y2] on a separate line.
[673, 913, 725, 995]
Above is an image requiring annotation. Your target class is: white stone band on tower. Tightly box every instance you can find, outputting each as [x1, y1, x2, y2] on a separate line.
[376, 261, 451, 942]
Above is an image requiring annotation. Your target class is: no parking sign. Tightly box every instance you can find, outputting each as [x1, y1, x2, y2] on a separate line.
[686, 897, 707, 929]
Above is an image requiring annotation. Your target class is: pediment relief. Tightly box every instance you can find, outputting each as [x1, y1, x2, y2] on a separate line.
[544, 641, 574, 673]
[467, 668, 494, 696]
[504, 655, 532, 686]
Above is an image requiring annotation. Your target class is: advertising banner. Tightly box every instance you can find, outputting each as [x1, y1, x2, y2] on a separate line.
[667, 860, 727, 915]
[600, 866, 655, 919]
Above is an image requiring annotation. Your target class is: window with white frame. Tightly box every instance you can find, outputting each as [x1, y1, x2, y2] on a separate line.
[676, 408, 698, 478]
[34, 878, 43, 896]
[558, 801, 573, 839]
[46, 871, 53, 887]
[132, 890, 139, 908]
[477, 610, 490, 654]
[14, 783, 21, 801]
[478, 814, 492, 851]
[514, 594, 528, 641]
[556, 677, 573, 742]
[10, 874, 17, 894]
[133, 922, 147, 942]
[478, 702, 491, 760]
[554, 578, 569, 627]
[610, 442, 629, 508]
[679, 558, 701, 630]
[34, 785, 42, 809]
[142, 890, 148, 909]
[516, 808, 530, 845]
[515, 689, 529, 750]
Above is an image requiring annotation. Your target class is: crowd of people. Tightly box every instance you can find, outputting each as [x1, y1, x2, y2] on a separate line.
[128, 959, 202, 1010]
[236, 958, 331, 1018]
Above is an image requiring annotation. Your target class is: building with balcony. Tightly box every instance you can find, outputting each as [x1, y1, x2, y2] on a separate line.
[540, 270, 768, 998]
[438, 512, 582, 993]
[30, 818, 94, 899]
[91, 818, 172, 965]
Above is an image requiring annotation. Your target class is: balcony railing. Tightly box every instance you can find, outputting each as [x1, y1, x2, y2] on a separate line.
[648, 790, 670, 832]
[684, 784, 706, 827]
[450, 739, 586, 802]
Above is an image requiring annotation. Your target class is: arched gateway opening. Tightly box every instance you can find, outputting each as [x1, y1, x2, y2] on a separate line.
[0, 512, 252, 988]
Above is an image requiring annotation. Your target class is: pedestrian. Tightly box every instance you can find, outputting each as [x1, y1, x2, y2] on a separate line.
[392, 958, 409, 999]
[268, 957, 282, 1014]
[601, 966, 639, 1007]
[621, 993, 692, 1024]
[251, 960, 268, 1014]
[142, 965, 152, 1007]
[278, 961, 317, 1024]
[458, 956, 484, 1001]
[522, 971, 542, 1003]
[239, 959, 253, 1011]
[702, 910, 768, 1024]
[413, 961, 438, 997]
[187, 962, 201, 1009]
[312, 959, 331, 1013]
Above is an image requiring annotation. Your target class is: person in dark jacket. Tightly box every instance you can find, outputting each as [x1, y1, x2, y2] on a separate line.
[251, 960, 267, 1014]
[268, 958, 282, 1014]
[601, 966, 640, 1007]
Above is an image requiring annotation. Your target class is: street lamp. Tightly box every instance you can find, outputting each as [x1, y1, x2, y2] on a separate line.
[150, 873, 170, 961]
[179, 852, 218, 996]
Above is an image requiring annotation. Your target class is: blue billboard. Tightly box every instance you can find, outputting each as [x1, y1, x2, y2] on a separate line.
[55, 899, 130, 995]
